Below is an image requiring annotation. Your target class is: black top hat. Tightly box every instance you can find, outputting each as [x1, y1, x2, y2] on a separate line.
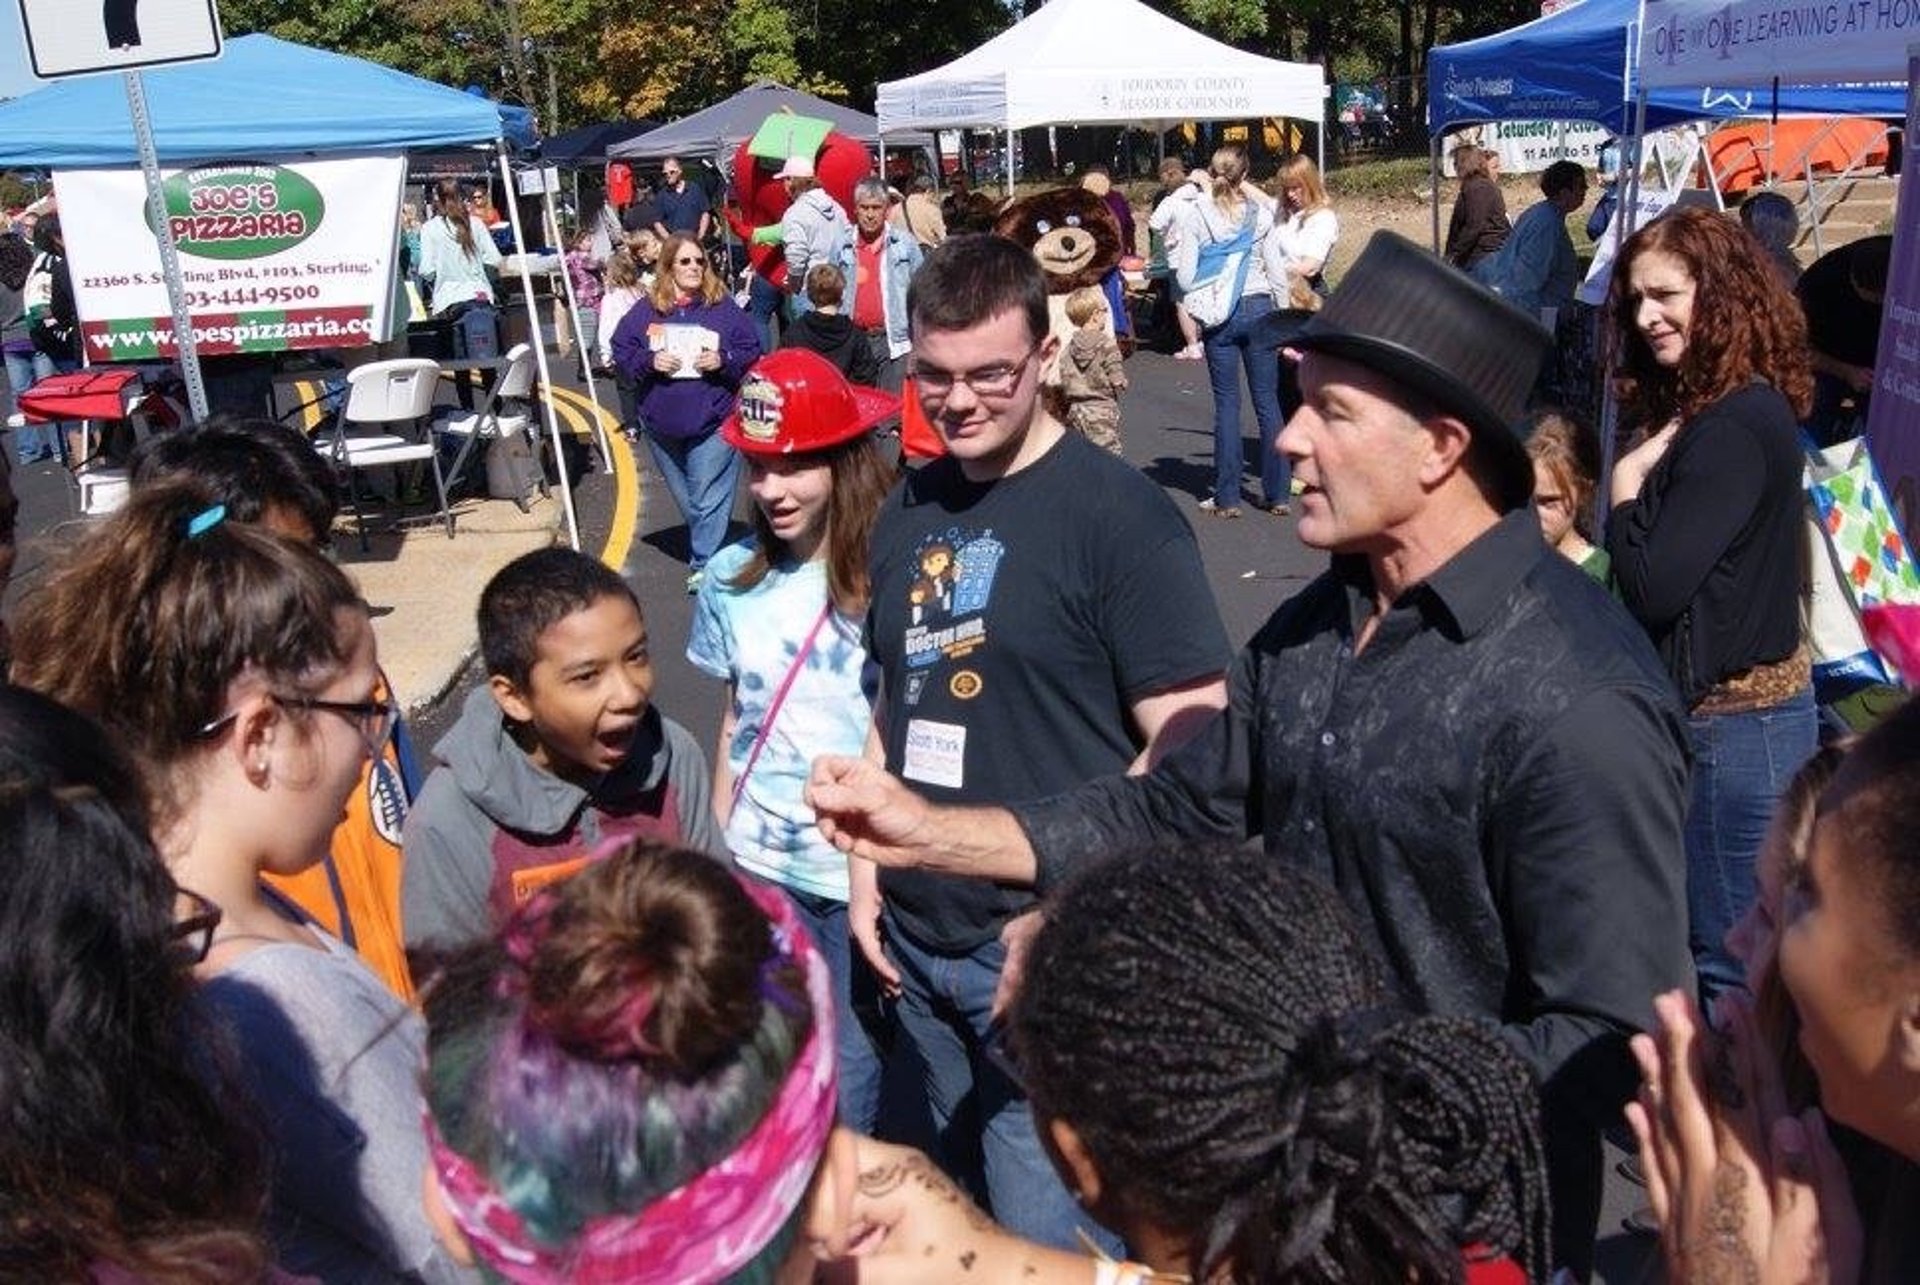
[1291, 231, 1551, 508]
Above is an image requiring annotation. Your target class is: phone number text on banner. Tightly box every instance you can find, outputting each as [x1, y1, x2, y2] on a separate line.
[56, 153, 405, 361]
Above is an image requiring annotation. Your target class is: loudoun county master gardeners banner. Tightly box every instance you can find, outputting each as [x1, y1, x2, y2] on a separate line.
[56, 153, 406, 362]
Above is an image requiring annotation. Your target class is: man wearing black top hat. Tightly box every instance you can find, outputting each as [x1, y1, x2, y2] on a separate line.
[807, 231, 1692, 1278]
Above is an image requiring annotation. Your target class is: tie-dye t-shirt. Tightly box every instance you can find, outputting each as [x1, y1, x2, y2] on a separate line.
[687, 542, 878, 900]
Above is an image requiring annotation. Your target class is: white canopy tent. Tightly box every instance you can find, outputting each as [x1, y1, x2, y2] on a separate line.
[874, 0, 1329, 184]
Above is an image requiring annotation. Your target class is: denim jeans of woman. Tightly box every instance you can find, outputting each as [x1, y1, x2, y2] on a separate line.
[1203, 293, 1287, 508]
[883, 915, 1123, 1256]
[743, 874, 882, 1132]
[5, 347, 67, 462]
[1684, 686, 1818, 1004]
[645, 428, 741, 572]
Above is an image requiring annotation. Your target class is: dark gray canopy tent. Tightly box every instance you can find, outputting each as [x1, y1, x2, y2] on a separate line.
[608, 80, 933, 161]
[539, 119, 660, 166]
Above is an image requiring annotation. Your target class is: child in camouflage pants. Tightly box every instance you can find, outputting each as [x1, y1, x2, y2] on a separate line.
[1060, 286, 1127, 456]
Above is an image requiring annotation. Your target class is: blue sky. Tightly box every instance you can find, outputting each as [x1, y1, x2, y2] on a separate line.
[0, 8, 44, 101]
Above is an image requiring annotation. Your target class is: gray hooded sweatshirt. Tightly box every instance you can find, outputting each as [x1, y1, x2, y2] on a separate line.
[401, 686, 722, 950]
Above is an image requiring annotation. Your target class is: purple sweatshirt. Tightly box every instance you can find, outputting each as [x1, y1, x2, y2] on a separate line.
[610, 294, 763, 439]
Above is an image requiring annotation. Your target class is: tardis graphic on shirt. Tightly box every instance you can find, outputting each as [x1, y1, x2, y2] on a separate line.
[901, 527, 1003, 703]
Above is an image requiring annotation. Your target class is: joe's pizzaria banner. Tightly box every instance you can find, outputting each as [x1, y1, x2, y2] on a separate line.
[55, 152, 406, 361]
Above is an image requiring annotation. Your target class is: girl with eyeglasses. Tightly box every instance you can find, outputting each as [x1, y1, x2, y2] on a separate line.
[0, 685, 286, 1282]
[11, 484, 472, 1284]
[610, 232, 764, 594]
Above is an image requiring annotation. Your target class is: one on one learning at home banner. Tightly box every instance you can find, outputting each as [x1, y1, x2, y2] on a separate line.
[1865, 49, 1920, 543]
[56, 153, 405, 362]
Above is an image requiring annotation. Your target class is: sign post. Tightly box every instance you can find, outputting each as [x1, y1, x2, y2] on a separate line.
[123, 68, 208, 418]
[15, 0, 225, 420]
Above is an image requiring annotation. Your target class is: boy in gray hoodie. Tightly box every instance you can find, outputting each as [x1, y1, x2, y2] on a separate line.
[401, 549, 721, 952]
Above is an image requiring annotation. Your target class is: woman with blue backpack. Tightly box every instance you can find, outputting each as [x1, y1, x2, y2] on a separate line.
[1170, 145, 1290, 519]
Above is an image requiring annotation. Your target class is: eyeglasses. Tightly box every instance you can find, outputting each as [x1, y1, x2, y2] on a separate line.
[911, 344, 1041, 400]
[674, 254, 707, 266]
[169, 887, 222, 966]
[196, 693, 399, 757]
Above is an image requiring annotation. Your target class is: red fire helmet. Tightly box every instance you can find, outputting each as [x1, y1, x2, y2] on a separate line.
[721, 348, 900, 457]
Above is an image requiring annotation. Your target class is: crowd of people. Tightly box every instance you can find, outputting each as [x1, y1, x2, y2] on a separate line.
[0, 134, 1914, 1285]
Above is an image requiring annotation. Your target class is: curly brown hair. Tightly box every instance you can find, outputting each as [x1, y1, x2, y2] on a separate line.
[1604, 206, 1813, 428]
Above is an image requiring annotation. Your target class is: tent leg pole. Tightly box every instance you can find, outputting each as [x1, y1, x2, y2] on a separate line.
[1600, 89, 1652, 542]
[546, 182, 614, 471]
[1006, 131, 1015, 198]
[1430, 135, 1442, 252]
[500, 142, 581, 552]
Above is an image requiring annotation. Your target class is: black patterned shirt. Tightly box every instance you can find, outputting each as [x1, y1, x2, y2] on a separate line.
[1017, 510, 1691, 1095]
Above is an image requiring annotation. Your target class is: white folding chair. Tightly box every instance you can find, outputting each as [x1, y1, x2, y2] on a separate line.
[431, 343, 543, 511]
[317, 358, 452, 550]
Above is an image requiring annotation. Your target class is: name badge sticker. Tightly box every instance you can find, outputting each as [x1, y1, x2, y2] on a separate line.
[902, 718, 967, 789]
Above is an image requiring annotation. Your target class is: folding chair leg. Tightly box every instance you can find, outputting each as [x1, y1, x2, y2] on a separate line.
[345, 466, 370, 552]
[429, 452, 454, 539]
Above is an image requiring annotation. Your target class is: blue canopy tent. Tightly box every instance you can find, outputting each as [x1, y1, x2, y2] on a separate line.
[0, 33, 590, 547]
[1425, 0, 1903, 244]
[1428, 0, 1902, 138]
[0, 34, 512, 165]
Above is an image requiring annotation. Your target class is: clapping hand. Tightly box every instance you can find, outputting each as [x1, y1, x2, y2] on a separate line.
[1624, 989, 1862, 1285]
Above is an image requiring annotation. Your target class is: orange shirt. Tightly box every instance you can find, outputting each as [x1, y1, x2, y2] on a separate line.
[264, 694, 414, 1000]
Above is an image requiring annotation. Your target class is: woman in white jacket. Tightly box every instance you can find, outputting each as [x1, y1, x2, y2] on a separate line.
[1171, 146, 1291, 518]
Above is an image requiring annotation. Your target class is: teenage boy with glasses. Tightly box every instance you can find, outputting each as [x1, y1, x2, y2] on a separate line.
[854, 235, 1231, 1254]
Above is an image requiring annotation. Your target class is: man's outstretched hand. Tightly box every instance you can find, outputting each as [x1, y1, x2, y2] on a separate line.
[807, 756, 937, 867]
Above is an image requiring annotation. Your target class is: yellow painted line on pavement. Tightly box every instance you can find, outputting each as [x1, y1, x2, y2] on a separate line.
[546, 384, 637, 571]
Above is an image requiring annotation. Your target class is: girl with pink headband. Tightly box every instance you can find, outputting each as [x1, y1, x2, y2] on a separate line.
[420, 839, 845, 1285]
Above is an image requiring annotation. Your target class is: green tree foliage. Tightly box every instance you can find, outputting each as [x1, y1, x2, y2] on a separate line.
[220, 0, 1536, 140]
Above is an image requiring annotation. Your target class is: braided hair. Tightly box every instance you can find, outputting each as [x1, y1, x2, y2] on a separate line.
[1010, 843, 1551, 1284]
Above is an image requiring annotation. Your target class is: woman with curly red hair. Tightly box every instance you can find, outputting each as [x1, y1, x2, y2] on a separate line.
[1604, 205, 1817, 1007]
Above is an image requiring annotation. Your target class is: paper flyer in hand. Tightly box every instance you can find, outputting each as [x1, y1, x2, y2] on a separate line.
[649, 323, 720, 378]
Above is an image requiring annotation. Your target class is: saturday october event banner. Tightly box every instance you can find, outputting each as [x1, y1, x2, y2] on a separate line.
[55, 153, 406, 361]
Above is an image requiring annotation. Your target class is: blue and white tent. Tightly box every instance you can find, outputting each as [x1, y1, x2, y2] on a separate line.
[0, 34, 521, 167]
[1428, 0, 1901, 136]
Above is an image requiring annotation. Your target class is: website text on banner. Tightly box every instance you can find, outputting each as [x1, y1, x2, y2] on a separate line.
[57, 153, 406, 362]
[1865, 50, 1920, 543]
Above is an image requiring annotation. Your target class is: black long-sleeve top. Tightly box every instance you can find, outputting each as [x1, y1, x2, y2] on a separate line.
[1015, 511, 1690, 1102]
[1607, 384, 1807, 706]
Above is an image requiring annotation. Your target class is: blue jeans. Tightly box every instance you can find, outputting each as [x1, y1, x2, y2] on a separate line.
[6, 347, 64, 461]
[1685, 687, 1818, 1003]
[762, 880, 883, 1133]
[645, 429, 741, 571]
[884, 917, 1121, 1254]
[1203, 294, 1285, 507]
[748, 274, 784, 352]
